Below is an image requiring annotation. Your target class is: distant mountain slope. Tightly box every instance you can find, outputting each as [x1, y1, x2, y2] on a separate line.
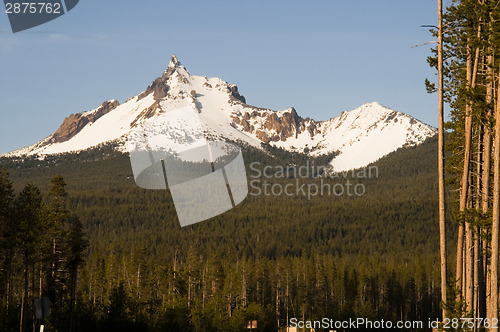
[4, 55, 436, 171]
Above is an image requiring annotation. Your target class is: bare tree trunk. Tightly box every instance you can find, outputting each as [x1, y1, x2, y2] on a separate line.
[39, 261, 42, 297]
[188, 275, 191, 309]
[488, 73, 500, 330]
[459, 23, 481, 307]
[438, 0, 448, 318]
[484, 6, 495, 319]
[474, 234, 481, 318]
[483, 45, 494, 321]
[32, 262, 36, 332]
[457, 225, 465, 297]
[276, 280, 280, 329]
[19, 252, 28, 332]
[474, 128, 483, 320]
[52, 239, 56, 278]
[202, 264, 206, 309]
[6, 251, 13, 313]
[227, 282, 232, 317]
[286, 273, 289, 326]
[457, 40, 473, 300]
[137, 266, 140, 300]
[466, 195, 474, 310]
[69, 270, 77, 332]
[241, 267, 247, 308]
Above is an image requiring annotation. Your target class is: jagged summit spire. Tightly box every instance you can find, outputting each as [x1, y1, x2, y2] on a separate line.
[163, 54, 189, 77]
[136, 55, 190, 102]
[168, 54, 181, 68]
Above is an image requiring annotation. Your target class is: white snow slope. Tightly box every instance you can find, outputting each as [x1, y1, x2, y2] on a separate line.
[4, 55, 436, 172]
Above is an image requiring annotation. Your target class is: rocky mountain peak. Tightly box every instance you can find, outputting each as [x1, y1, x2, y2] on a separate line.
[4, 57, 437, 173]
[163, 54, 190, 78]
[138, 55, 192, 102]
[168, 54, 181, 68]
[355, 102, 389, 113]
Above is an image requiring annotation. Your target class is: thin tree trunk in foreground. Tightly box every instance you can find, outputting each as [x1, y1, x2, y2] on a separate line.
[437, 0, 447, 318]
[488, 72, 500, 330]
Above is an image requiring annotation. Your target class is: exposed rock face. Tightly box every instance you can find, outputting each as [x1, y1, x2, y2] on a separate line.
[227, 84, 246, 104]
[232, 107, 320, 143]
[138, 73, 171, 101]
[164, 54, 181, 78]
[47, 100, 120, 144]
[89, 100, 120, 122]
[130, 101, 160, 128]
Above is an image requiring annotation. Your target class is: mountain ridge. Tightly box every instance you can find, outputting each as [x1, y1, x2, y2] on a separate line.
[3, 55, 436, 171]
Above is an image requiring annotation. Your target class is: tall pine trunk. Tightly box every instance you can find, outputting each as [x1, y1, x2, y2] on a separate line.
[474, 128, 484, 319]
[19, 251, 28, 332]
[457, 39, 473, 303]
[460, 23, 481, 308]
[488, 70, 500, 329]
[457, 34, 475, 301]
[437, 0, 447, 318]
[484, 46, 494, 322]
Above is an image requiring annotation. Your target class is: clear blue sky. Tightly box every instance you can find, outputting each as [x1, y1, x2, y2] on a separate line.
[0, 0, 443, 155]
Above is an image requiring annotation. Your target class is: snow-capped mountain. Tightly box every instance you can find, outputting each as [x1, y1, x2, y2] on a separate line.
[4, 55, 436, 171]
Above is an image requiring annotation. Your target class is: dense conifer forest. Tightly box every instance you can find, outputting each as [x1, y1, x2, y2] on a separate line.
[0, 136, 449, 331]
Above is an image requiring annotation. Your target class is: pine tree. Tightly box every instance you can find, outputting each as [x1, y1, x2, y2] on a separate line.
[15, 183, 43, 332]
[0, 168, 15, 318]
[66, 215, 88, 332]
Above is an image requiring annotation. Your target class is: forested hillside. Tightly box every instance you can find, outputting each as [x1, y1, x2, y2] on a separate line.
[0, 135, 449, 331]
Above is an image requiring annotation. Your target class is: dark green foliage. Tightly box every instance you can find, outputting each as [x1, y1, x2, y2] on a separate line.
[0, 172, 88, 332]
[0, 138, 445, 331]
[0, 167, 15, 316]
